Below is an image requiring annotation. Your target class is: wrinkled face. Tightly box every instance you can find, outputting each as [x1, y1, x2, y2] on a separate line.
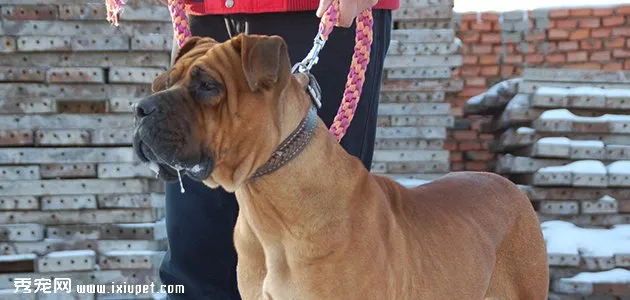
[132, 34, 292, 189]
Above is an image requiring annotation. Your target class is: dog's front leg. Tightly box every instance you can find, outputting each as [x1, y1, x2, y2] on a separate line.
[234, 216, 266, 299]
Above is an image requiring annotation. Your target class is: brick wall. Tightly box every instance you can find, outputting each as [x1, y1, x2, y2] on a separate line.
[449, 4, 630, 172]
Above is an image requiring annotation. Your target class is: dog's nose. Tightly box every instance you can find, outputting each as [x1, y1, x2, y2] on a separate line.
[134, 96, 159, 118]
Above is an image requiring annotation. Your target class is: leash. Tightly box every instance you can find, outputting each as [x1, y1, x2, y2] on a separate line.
[105, 0, 373, 142]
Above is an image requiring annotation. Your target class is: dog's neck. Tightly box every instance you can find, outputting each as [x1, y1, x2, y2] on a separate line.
[235, 77, 372, 240]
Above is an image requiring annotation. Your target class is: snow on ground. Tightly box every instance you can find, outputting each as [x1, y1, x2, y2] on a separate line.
[535, 137, 605, 149]
[516, 127, 535, 134]
[560, 268, 630, 283]
[539, 109, 630, 122]
[0, 253, 37, 262]
[45, 249, 95, 258]
[542, 220, 630, 257]
[538, 137, 571, 146]
[104, 250, 164, 256]
[455, 0, 630, 13]
[536, 87, 630, 98]
[395, 179, 429, 188]
[607, 161, 630, 175]
[538, 160, 607, 174]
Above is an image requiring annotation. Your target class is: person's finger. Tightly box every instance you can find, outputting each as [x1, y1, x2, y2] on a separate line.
[316, 0, 334, 18]
[336, 0, 357, 28]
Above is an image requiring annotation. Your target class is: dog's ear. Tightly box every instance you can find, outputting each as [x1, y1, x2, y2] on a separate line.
[152, 37, 216, 92]
[237, 34, 291, 92]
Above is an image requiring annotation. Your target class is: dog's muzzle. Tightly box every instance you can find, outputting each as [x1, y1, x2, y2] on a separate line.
[132, 92, 214, 182]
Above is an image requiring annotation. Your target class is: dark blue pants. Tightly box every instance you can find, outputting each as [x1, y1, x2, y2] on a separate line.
[159, 10, 392, 299]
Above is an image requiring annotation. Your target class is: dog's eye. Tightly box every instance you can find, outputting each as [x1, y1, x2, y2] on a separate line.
[196, 80, 222, 102]
[199, 81, 217, 92]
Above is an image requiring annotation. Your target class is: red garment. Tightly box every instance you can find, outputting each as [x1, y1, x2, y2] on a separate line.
[184, 0, 399, 16]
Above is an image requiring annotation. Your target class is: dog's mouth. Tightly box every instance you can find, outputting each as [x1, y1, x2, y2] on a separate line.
[133, 136, 214, 183]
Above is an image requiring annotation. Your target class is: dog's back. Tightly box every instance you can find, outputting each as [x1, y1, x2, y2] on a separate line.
[374, 171, 549, 299]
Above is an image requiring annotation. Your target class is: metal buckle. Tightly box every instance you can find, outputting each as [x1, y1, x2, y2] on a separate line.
[306, 72, 322, 109]
[292, 32, 326, 73]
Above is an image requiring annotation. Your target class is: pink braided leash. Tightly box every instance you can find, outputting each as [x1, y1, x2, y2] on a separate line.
[106, 0, 373, 142]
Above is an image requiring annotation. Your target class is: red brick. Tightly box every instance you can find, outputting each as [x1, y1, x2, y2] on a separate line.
[453, 130, 478, 141]
[504, 55, 523, 64]
[580, 39, 602, 50]
[465, 161, 490, 171]
[515, 43, 535, 54]
[617, 5, 630, 15]
[479, 134, 494, 141]
[451, 106, 464, 118]
[570, 8, 593, 17]
[443, 140, 458, 151]
[548, 29, 569, 40]
[556, 19, 578, 29]
[481, 33, 502, 44]
[557, 41, 579, 51]
[480, 66, 499, 76]
[625, 60, 630, 70]
[526, 31, 546, 42]
[541, 42, 558, 53]
[461, 13, 479, 21]
[481, 141, 492, 150]
[461, 32, 481, 43]
[590, 50, 611, 61]
[461, 66, 481, 76]
[463, 55, 479, 65]
[613, 49, 630, 58]
[500, 65, 515, 77]
[464, 151, 495, 161]
[470, 22, 493, 32]
[451, 162, 464, 172]
[603, 62, 623, 71]
[458, 21, 470, 31]
[450, 151, 463, 162]
[549, 9, 570, 19]
[452, 68, 461, 77]
[613, 27, 630, 37]
[603, 16, 625, 27]
[482, 13, 500, 21]
[578, 17, 601, 28]
[546, 53, 566, 64]
[593, 8, 614, 16]
[458, 87, 488, 98]
[592, 28, 612, 38]
[471, 44, 493, 54]
[479, 54, 499, 65]
[496, 44, 516, 54]
[459, 141, 482, 151]
[525, 54, 545, 64]
[567, 51, 588, 62]
[465, 77, 486, 87]
[607, 37, 626, 48]
[564, 63, 601, 70]
[569, 29, 590, 40]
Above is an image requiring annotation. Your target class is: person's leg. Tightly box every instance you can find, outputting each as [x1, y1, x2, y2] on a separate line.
[246, 9, 392, 167]
[159, 16, 242, 300]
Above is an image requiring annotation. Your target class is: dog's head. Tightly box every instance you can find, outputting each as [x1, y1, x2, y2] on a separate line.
[133, 34, 302, 191]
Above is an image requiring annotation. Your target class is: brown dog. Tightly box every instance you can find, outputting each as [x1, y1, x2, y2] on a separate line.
[133, 34, 549, 299]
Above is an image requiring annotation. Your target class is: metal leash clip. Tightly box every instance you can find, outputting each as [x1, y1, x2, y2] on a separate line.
[292, 32, 327, 74]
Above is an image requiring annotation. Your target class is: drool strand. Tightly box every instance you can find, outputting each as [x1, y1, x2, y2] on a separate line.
[177, 169, 185, 194]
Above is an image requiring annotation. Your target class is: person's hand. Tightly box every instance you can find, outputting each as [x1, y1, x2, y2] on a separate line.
[316, 0, 378, 28]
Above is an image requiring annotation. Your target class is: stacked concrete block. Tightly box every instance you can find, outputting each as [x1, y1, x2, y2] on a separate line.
[450, 4, 630, 173]
[468, 67, 630, 299]
[374, 0, 461, 181]
[0, 0, 170, 298]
